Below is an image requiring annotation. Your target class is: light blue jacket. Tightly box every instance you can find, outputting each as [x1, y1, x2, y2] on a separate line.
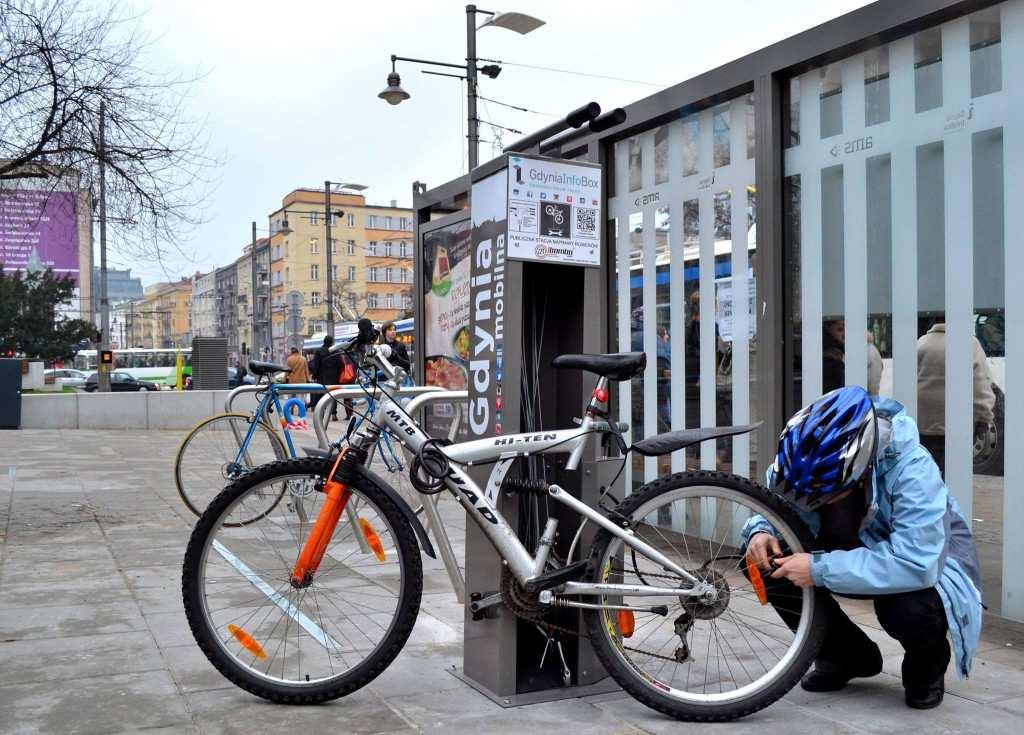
[741, 397, 983, 677]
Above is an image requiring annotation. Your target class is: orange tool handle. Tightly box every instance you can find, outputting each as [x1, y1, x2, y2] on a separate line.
[290, 479, 351, 586]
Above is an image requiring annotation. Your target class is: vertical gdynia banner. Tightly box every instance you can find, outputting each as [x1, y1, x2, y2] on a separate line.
[468, 169, 508, 437]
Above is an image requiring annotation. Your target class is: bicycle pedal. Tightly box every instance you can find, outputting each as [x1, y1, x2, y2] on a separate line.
[524, 560, 589, 594]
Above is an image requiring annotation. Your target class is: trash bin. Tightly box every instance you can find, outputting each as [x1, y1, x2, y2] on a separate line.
[0, 358, 23, 429]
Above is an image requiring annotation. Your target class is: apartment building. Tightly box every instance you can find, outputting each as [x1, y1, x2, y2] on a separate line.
[124, 278, 193, 348]
[266, 187, 414, 357]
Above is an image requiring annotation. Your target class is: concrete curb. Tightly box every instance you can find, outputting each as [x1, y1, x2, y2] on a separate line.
[19, 390, 239, 430]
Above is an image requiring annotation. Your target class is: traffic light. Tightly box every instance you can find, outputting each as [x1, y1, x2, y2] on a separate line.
[100, 350, 114, 367]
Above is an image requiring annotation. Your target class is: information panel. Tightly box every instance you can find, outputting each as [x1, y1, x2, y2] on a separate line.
[506, 154, 601, 267]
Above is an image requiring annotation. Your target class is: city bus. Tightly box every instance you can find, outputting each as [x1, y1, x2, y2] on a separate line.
[73, 348, 192, 387]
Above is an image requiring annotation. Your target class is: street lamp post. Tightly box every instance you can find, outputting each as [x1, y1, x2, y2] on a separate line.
[380, 5, 544, 171]
[324, 180, 334, 339]
[250, 220, 258, 363]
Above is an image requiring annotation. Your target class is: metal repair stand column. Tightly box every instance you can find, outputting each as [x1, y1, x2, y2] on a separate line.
[452, 152, 620, 706]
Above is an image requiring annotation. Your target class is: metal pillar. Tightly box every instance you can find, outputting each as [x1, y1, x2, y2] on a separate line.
[324, 181, 335, 338]
[466, 4, 479, 170]
[97, 101, 111, 392]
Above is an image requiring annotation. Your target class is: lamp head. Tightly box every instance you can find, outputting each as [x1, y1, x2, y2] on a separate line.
[378, 72, 410, 105]
[479, 11, 545, 35]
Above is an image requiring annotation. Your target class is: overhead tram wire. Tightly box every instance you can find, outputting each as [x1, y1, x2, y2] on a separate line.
[476, 57, 666, 88]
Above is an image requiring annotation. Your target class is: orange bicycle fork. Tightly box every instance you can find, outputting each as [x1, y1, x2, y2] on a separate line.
[290, 452, 351, 588]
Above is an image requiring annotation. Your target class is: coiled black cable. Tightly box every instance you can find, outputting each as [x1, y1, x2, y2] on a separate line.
[409, 438, 451, 495]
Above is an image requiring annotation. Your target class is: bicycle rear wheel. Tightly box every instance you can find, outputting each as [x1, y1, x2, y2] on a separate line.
[583, 471, 826, 722]
[182, 457, 423, 703]
[175, 413, 288, 522]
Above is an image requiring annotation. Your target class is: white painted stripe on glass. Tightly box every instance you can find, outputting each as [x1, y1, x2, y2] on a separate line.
[800, 71, 824, 405]
[889, 37, 920, 417]
[643, 201, 658, 482]
[615, 142, 633, 493]
[942, 18, 975, 520]
[668, 150, 686, 474]
[1001, 0, 1024, 621]
[840, 55, 869, 392]
[211, 539, 341, 651]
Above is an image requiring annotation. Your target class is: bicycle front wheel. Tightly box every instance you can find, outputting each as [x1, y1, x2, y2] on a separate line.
[583, 471, 826, 722]
[175, 413, 288, 521]
[182, 458, 423, 703]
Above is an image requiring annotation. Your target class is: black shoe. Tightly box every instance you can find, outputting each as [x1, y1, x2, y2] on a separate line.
[905, 679, 944, 709]
[800, 654, 883, 692]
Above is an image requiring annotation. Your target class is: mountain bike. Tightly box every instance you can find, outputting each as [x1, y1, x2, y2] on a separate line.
[182, 324, 826, 721]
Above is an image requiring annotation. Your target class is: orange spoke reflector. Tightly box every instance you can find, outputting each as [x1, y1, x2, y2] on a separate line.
[227, 624, 267, 660]
[359, 517, 386, 562]
[616, 610, 635, 638]
[746, 554, 769, 605]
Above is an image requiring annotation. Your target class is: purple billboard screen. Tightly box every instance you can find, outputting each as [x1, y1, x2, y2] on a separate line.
[0, 189, 80, 284]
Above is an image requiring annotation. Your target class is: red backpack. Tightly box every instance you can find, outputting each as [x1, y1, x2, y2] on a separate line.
[338, 353, 357, 384]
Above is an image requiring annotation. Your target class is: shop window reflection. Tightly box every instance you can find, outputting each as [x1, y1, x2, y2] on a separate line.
[655, 127, 669, 185]
[914, 28, 943, 112]
[864, 46, 890, 126]
[970, 7, 1002, 98]
[820, 64, 843, 138]
[682, 117, 699, 176]
[713, 105, 731, 168]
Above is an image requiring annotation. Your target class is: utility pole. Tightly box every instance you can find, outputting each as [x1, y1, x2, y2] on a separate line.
[324, 180, 334, 340]
[97, 101, 111, 393]
[250, 220, 258, 363]
[466, 4, 479, 170]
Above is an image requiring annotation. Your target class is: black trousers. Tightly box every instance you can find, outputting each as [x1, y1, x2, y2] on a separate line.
[920, 434, 946, 479]
[764, 574, 950, 687]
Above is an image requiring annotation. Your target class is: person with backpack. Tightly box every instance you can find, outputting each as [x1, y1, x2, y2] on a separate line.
[310, 335, 343, 420]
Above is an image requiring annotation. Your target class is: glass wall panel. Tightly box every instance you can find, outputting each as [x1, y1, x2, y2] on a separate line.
[821, 165, 845, 393]
[915, 27, 943, 112]
[628, 137, 642, 192]
[864, 46, 891, 126]
[972, 127, 1004, 606]
[784, 7, 1014, 618]
[628, 211, 645, 489]
[681, 116, 700, 176]
[683, 198, 701, 469]
[713, 105, 731, 168]
[971, 7, 1002, 97]
[820, 64, 843, 138]
[655, 127, 670, 185]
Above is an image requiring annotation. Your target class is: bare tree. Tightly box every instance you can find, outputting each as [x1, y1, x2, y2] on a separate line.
[0, 0, 215, 262]
[331, 275, 368, 322]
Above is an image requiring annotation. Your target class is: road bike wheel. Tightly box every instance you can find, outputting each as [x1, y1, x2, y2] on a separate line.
[182, 457, 423, 703]
[583, 471, 826, 722]
[175, 413, 288, 523]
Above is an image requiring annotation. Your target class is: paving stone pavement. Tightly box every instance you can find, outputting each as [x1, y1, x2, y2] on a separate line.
[1, 428, 1023, 734]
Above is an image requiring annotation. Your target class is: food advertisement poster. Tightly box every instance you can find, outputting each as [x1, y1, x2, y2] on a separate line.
[506, 153, 601, 267]
[422, 218, 471, 437]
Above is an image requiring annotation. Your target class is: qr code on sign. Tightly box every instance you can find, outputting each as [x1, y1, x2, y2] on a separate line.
[575, 207, 598, 238]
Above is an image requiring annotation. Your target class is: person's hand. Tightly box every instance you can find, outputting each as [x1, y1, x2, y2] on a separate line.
[770, 553, 814, 588]
[747, 532, 782, 572]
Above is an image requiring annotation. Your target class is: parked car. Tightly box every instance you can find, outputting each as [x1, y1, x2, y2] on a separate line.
[84, 371, 161, 392]
[44, 368, 89, 389]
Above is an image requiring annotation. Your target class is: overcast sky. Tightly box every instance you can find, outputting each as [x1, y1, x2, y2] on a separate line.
[117, 0, 873, 285]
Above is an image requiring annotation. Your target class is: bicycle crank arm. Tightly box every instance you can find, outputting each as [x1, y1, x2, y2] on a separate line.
[561, 581, 710, 597]
[547, 597, 669, 616]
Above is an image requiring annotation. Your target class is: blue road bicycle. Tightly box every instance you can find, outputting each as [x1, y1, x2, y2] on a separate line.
[174, 360, 416, 524]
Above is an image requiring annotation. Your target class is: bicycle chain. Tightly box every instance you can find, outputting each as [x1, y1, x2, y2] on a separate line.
[497, 564, 694, 665]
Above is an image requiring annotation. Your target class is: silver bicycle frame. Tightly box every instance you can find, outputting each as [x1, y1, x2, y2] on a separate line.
[349, 346, 705, 596]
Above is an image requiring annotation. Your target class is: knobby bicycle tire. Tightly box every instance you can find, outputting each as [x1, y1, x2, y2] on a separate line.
[583, 470, 827, 722]
[182, 457, 423, 703]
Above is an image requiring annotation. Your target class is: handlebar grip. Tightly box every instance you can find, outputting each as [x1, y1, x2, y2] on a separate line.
[613, 421, 630, 433]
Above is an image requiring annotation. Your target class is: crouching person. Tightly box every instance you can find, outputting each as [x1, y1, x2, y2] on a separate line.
[742, 386, 983, 709]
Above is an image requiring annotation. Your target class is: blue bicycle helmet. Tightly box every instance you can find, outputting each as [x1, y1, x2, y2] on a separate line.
[772, 385, 877, 511]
